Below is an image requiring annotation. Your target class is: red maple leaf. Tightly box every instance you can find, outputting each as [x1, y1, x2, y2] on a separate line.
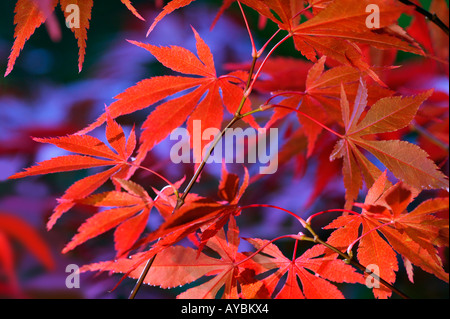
[82, 216, 264, 299]
[136, 165, 250, 256]
[78, 28, 257, 165]
[245, 238, 364, 299]
[63, 178, 153, 257]
[9, 117, 136, 230]
[330, 80, 448, 209]
[324, 171, 449, 298]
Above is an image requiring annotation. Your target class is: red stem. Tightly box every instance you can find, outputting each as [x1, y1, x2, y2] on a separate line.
[264, 91, 306, 105]
[306, 208, 360, 224]
[291, 4, 312, 22]
[239, 204, 307, 227]
[237, 1, 257, 57]
[346, 221, 394, 255]
[246, 34, 291, 96]
[129, 162, 179, 196]
[269, 104, 344, 139]
[292, 238, 299, 261]
[257, 29, 282, 57]
[236, 234, 303, 267]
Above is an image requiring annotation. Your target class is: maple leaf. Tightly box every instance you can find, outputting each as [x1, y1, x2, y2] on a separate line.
[78, 28, 257, 164]
[9, 117, 136, 230]
[330, 80, 448, 209]
[239, 0, 422, 82]
[5, 0, 144, 76]
[245, 239, 364, 299]
[136, 165, 250, 256]
[265, 56, 394, 156]
[5, 0, 58, 77]
[60, 0, 93, 73]
[62, 178, 153, 256]
[82, 216, 263, 299]
[324, 171, 449, 298]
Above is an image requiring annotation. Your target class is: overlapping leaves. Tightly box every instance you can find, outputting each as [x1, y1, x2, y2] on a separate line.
[9, 117, 137, 230]
[5, 0, 144, 76]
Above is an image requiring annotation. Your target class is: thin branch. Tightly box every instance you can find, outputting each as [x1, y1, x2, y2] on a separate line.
[129, 26, 294, 301]
[398, 0, 449, 36]
[178, 116, 241, 206]
[128, 254, 156, 299]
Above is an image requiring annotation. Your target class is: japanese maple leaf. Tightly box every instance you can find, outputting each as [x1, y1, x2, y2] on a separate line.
[238, 0, 305, 31]
[146, 0, 196, 36]
[324, 171, 449, 298]
[239, 0, 422, 82]
[9, 117, 136, 230]
[136, 165, 250, 256]
[330, 80, 448, 209]
[63, 178, 153, 257]
[5, 0, 144, 76]
[0, 211, 55, 296]
[296, 0, 423, 75]
[245, 239, 364, 299]
[78, 28, 257, 164]
[265, 56, 394, 156]
[82, 216, 263, 299]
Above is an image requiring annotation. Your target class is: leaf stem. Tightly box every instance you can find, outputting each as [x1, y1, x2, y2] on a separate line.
[237, 1, 257, 57]
[346, 221, 394, 256]
[398, 0, 449, 36]
[264, 91, 306, 106]
[235, 234, 305, 267]
[129, 162, 180, 199]
[306, 208, 360, 224]
[129, 26, 292, 300]
[269, 104, 345, 139]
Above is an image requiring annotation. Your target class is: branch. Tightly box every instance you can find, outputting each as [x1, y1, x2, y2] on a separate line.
[398, 0, 449, 36]
[128, 52, 261, 300]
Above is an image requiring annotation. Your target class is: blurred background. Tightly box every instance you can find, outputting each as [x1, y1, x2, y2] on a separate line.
[0, 0, 448, 299]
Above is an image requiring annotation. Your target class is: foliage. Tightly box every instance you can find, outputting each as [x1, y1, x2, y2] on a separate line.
[3, 0, 449, 299]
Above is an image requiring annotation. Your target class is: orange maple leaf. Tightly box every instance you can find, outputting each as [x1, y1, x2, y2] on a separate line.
[325, 171, 449, 298]
[9, 117, 136, 230]
[5, 0, 144, 76]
